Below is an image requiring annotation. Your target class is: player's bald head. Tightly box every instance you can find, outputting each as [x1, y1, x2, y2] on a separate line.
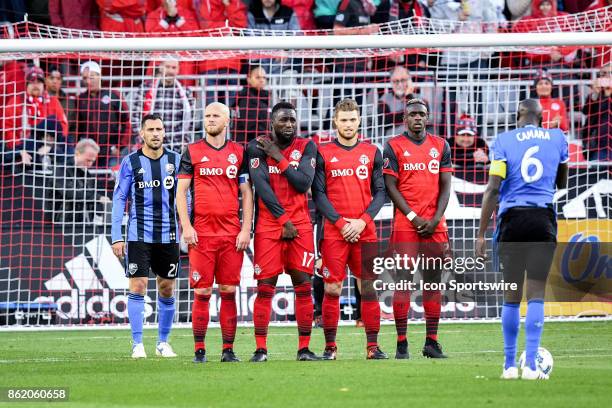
[517, 98, 543, 127]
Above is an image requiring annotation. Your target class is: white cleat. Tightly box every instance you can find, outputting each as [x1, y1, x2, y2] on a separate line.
[155, 342, 177, 358]
[131, 343, 147, 359]
[521, 366, 549, 380]
[500, 366, 519, 380]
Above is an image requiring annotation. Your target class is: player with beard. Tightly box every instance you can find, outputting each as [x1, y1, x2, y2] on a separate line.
[312, 99, 387, 360]
[383, 99, 453, 359]
[246, 101, 320, 362]
[177, 102, 253, 363]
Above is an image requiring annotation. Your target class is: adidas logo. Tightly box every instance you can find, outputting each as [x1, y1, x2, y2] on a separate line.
[330, 157, 339, 163]
[201, 156, 210, 162]
[403, 151, 411, 157]
[138, 168, 145, 174]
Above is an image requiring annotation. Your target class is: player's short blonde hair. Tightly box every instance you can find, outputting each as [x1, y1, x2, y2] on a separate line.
[205, 102, 230, 119]
[334, 98, 360, 117]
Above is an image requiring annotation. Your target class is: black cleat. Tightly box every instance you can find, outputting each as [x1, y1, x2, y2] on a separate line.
[322, 346, 337, 360]
[193, 348, 207, 363]
[367, 346, 389, 360]
[221, 348, 240, 362]
[422, 338, 448, 359]
[395, 339, 410, 360]
[297, 348, 322, 361]
[249, 348, 268, 362]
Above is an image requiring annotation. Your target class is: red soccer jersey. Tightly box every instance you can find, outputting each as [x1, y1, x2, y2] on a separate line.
[178, 139, 247, 237]
[383, 133, 453, 232]
[317, 141, 380, 241]
[249, 137, 315, 234]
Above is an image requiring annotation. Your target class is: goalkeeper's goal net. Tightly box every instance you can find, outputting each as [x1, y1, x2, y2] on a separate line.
[1, 8, 610, 328]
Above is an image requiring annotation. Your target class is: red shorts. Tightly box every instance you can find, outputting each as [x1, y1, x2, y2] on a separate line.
[253, 230, 315, 280]
[320, 239, 367, 283]
[189, 235, 243, 288]
[391, 230, 450, 259]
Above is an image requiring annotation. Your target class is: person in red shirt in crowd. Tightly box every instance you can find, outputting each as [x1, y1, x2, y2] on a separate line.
[145, 0, 199, 32]
[49, 0, 100, 30]
[282, 0, 316, 30]
[533, 71, 569, 132]
[97, 0, 146, 32]
[3, 67, 68, 163]
[513, 0, 579, 67]
[196, 0, 248, 107]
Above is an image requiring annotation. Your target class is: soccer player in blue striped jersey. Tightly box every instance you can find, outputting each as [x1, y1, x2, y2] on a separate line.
[477, 99, 568, 380]
[111, 113, 181, 359]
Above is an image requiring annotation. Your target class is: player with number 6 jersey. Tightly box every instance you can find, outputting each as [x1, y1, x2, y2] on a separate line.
[177, 103, 253, 364]
[246, 101, 320, 362]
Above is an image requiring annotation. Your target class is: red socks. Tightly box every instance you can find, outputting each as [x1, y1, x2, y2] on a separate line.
[361, 300, 381, 348]
[294, 282, 313, 350]
[393, 290, 410, 342]
[423, 289, 441, 341]
[192, 293, 210, 351]
[322, 292, 340, 347]
[253, 283, 275, 351]
[220, 291, 237, 350]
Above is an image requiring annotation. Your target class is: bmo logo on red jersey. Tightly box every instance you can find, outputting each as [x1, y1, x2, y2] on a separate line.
[402, 160, 440, 174]
[198, 166, 238, 178]
[330, 166, 369, 180]
[403, 162, 426, 171]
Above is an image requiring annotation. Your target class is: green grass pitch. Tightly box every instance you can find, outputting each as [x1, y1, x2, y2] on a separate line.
[1, 321, 611, 408]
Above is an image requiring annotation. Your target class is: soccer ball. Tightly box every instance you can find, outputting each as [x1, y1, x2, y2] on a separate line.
[518, 347, 553, 375]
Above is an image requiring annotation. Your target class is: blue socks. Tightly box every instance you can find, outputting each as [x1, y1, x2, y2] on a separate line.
[501, 302, 520, 369]
[525, 299, 545, 370]
[127, 292, 145, 344]
[157, 296, 176, 343]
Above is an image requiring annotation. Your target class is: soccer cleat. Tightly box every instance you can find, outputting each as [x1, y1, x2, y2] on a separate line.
[395, 339, 410, 360]
[155, 342, 177, 358]
[297, 348, 322, 361]
[501, 366, 519, 380]
[193, 348, 207, 363]
[221, 348, 240, 362]
[422, 338, 448, 359]
[249, 348, 268, 362]
[521, 366, 549, 380]
[131, 343, 147, 359]
[367, 346, 389, 360]
[322, 346, 337, 360]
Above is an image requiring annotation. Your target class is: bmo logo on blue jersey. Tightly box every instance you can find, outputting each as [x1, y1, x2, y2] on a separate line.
[137, 179, 161, 189]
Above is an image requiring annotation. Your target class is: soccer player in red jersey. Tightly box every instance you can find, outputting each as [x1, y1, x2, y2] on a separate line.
[246, 101, 320, 362]
[312, 99, 387, 360]
[383, 99, 453, 359]
[176, 102, 253, 363]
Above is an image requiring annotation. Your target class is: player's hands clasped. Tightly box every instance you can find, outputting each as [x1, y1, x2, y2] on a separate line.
[282, 220, 299, 240]
[341, 218, 366, 243]
[112, 241, 125, 259]
[415, 217, 439, 238]
[236, 228, 250, 251]
[257, 136, 283, 162]
[183, 224, 199, 246]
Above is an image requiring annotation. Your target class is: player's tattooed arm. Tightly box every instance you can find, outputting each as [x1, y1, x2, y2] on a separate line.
[247, 141, 291, 226]
[312, 151, 345, 228]
[280, 140, 317, 193]
[364, 149, 386, 221]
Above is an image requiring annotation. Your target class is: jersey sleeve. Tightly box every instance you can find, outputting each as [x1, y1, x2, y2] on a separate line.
[247, 141, 290, 225]
[559, 133, 570, 164]
[383, 140, 400, 177]
[278, 140, 317, 193]
[489, 135, 508, 178]
[363, 148, 386, 222]
[312, 151, 344, 228]
[178, 146, 193, 179]
[239, 146, 250, 184]
[439, 140, 453, 172]
[111, 156, 132, 243]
